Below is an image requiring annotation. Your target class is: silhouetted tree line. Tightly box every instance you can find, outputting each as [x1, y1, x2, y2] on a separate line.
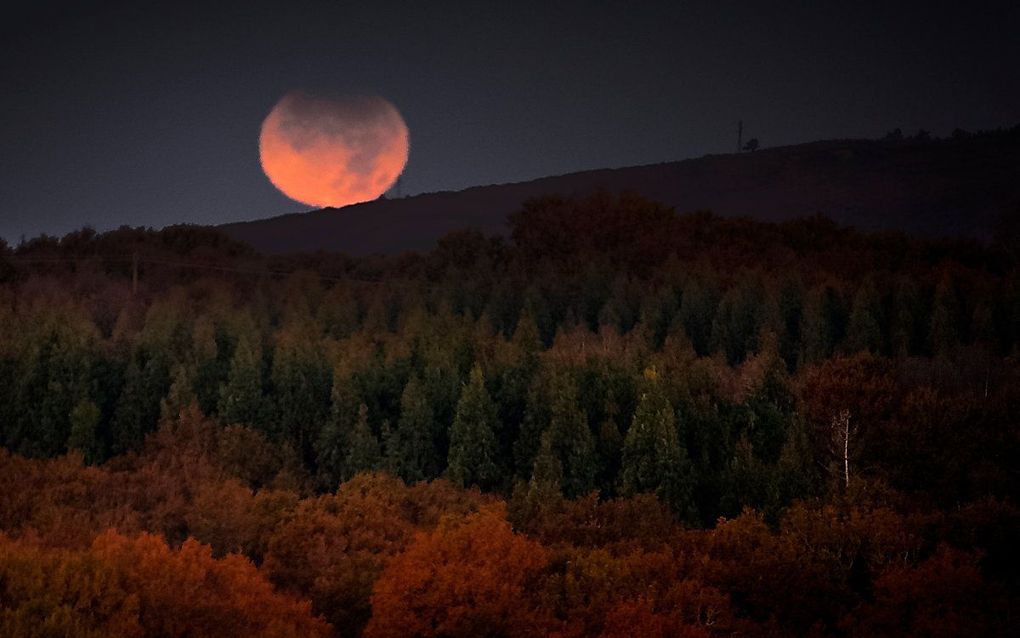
[0, 193, 1017, 635]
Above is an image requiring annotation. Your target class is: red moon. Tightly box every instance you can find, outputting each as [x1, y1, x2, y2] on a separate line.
[259, 92, 409, 208]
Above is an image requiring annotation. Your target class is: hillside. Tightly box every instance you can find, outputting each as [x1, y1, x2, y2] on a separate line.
[220, 128, 1020, 255]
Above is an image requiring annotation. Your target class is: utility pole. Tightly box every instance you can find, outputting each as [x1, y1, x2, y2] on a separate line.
[737, 120, 743, 153]
[132, 252, 138, 296]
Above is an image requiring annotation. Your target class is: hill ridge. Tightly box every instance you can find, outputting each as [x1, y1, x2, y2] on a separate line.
[220, 129, 1020, 255]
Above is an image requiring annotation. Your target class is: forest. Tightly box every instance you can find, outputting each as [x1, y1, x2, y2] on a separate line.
[0, 192, 1017, 636]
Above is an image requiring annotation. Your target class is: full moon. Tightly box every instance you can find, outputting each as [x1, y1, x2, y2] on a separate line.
[259, 92, 409, 208]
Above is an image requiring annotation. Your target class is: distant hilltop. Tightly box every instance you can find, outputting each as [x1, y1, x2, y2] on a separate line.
[220, 127, 1020, 255]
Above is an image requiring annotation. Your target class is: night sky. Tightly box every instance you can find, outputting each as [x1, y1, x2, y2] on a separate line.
[2, 0, 1018, 243]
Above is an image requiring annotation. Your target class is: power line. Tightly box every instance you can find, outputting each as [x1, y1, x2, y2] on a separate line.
[1, 253, 442, 289]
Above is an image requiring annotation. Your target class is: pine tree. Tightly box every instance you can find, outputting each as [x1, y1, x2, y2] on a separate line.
[543, 373, 597, 498]
[447, 365, 499, 489]
[776, 415, 820, 505]
[67, 398, 103, 464]
[111, 351, 170, 455]
[676, 275, 720, 356]
[598, 276, 639, 334]
[387, 374, 437, 483]
[269, 329, 332, 463]
[190, 315, 224, 417]
[217, 333, 263, 427]
[344, 404, 381, 481]
[930, 269, 961, 356]
[725, 435, 779, 519]
[160, 363, 196, 422]
[846, 278, 885, 353]
[13, 322, 95, 457]
[511, 305, 543, 359]
[891, 277, 922, 356]
[800, 283, 846, 365]
[621, 369, 698, 522]
[637, 285, 678, 350]
[529, 430, 564, 497]
[710, 280, 764, 364]
[596, 412, 623, 496]
[521, 287, 554, 347]
[315, 370, 361, 489]
[513, 376, 550, 480]
[508, 430, 565, 533]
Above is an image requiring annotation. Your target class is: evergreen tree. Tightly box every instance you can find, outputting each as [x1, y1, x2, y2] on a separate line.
[621, 369, 698, 522]
[343, 404, 381, 480]
[217, 332, 263, 427]
[387, 374, 437, 483]
[315, 370, 362, 489]
[579, 265, 611, 330]
[269, 330, 332, 463]
[710, 280, 764, 364]
[776, 415, 820, 505]
[160, 363, 196, 422]
[676, 275, 720, 356]
[67, 398, 103, 464]
[598, 276, 639, 334]
[543, 373, 597, 498]
[637, 285, 679, 349]
[511, 305, 543, 359]
[317, 284, 360, 339]
[493, 361, 531, 477]
[773, 276, 805, 370]
[13, 323, 95, 457]
[513, 376, 550, 480]
[891, 277, 923, 356]
[190, 315, 224, 417]
[508, 431, 566, 533]
[846, 278, 886, 353]
[741, 342, 795, 464]
[521, 287, 555, 347]
[596, 412, 623, 496]
[724, 435, 779, 519]
[111, 351, 170, 455]
[529, 430, 564, 497]
[447, 365, 499, 489]
[930, 269, 961, 356]
[800, 283, 846, 365]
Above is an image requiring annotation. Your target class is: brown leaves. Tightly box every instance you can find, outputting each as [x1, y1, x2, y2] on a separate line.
[365, 507, 552, 638]
[0, 531, 330, 638]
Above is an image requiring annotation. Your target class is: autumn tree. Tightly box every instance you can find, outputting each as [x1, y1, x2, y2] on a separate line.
[797, 353, 898, 490]
[0, 531, 331, 637]
[364, 508, 552, 638]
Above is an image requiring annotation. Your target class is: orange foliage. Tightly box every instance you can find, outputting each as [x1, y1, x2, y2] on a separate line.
[0, 531, 330, 637]
[844, 545, 1012, 637]
[365, 507, 552, 638]
[263, 473, 490, 634]
[598, 599, 710, 638]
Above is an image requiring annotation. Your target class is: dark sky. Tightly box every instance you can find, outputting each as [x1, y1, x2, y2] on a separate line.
[2, 0, 1018, 242]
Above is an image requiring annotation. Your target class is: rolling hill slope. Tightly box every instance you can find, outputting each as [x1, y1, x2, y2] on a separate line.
[220, 129, 1020, 255]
